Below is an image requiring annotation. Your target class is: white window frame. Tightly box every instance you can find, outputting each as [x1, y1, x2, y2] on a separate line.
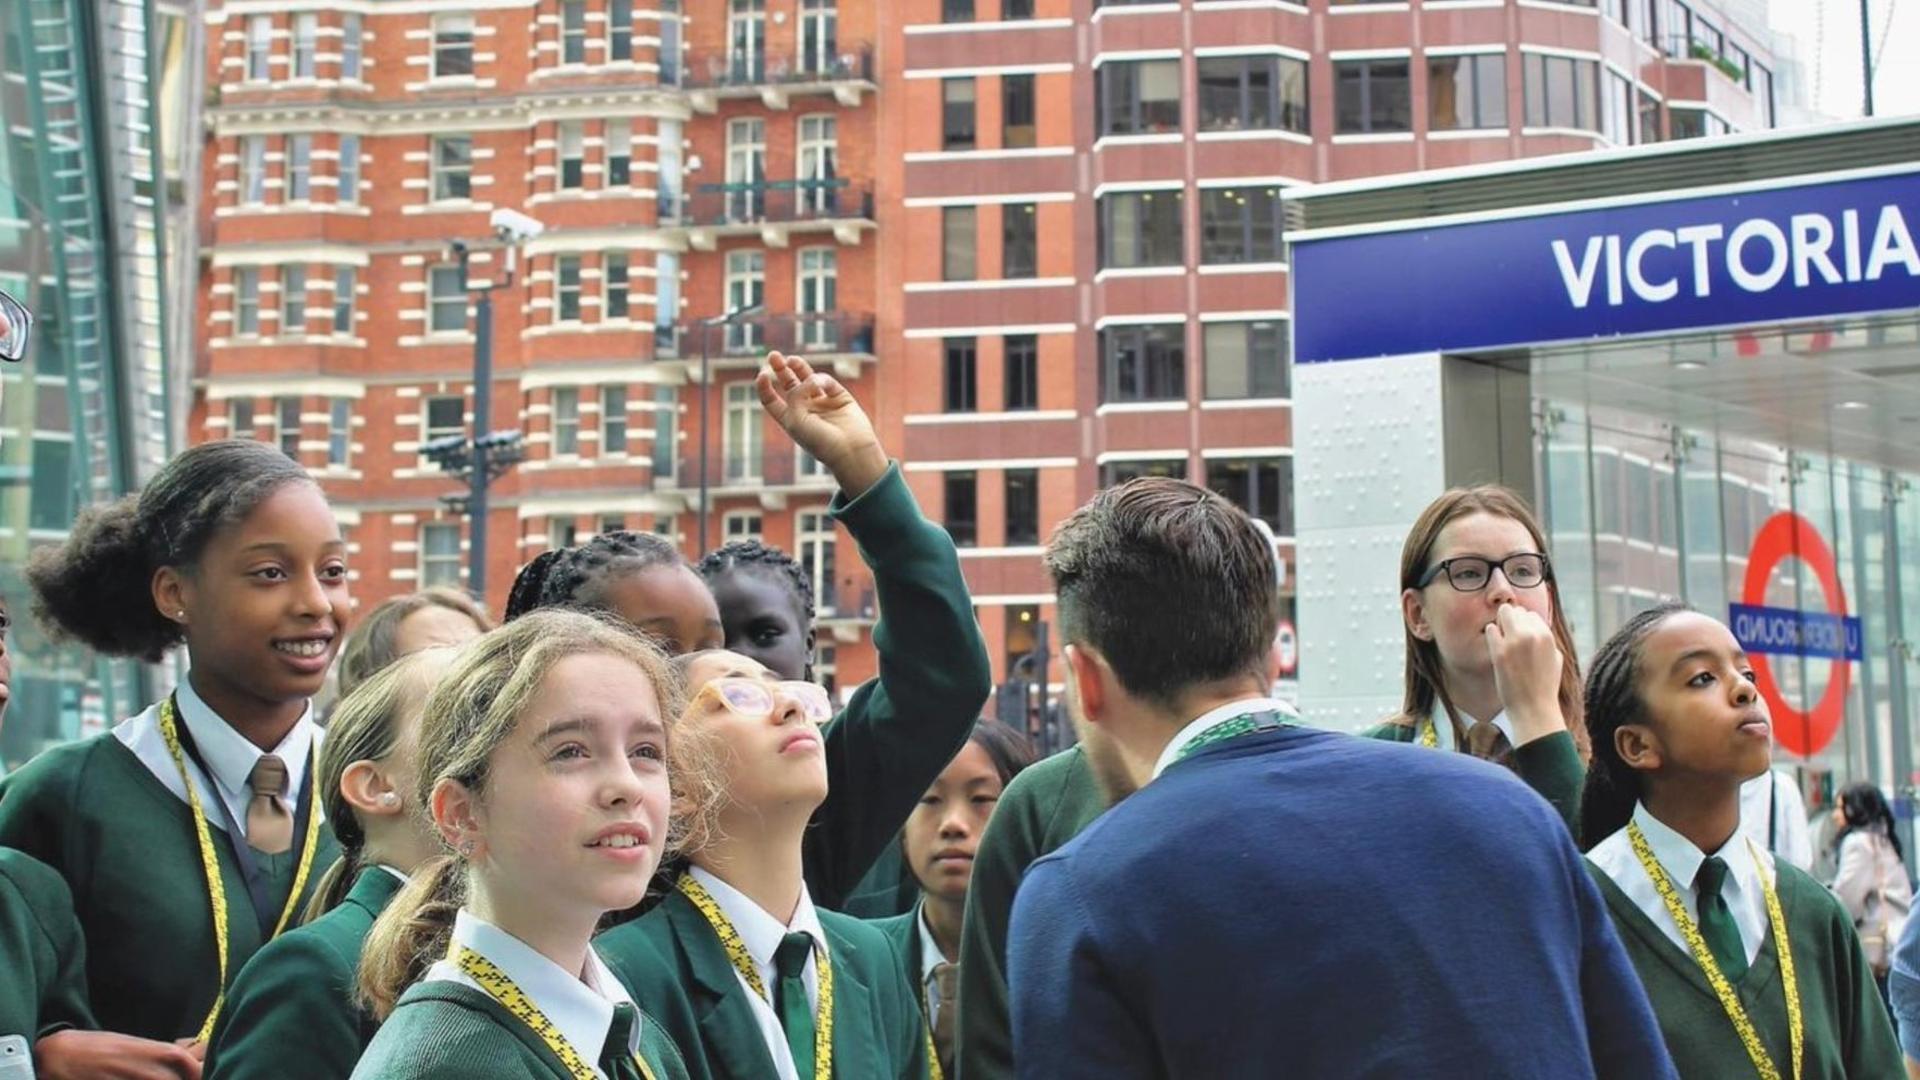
[280, 265, 308, 335]
[552, 387, 581, 456]
[420, 523, 462, 587]
[234, 268, 260, 335]
[342, 13, 364, 80]
[247, 15, 272, 82]
[559, 122, 585, 190]
[286, 134, 313, 202]
[431, 135, 473, 202]
[338, 134, 360, 206]
[601, 385, 628, 455]
[796, 247, 836, 349]
[240, 135, 267, 205]
[723, 509, 764, 542]
[327, 398, 352, 466]
[797, 114, 837, 216]
[432, 14, 475, 79]
[797, 509, 835, 613]
[332, 267, 356, 334]
[723, 250, 764, 352]
[555, 255, 583, 323]
[292, 13, 318, 79]
[428, 264, 467, 334]
[723, 381, 763, 482]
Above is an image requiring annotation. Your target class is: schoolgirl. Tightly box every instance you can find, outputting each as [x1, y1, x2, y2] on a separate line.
[1367, 485, 1588, 826]
[510, 352, 989, 913]
[334, 586, 490, 699]
[206, 646, 455, 1079]
[1581, 603, 1903, 1077]
[350, 610, 689, 1079]
[598, 649, 927, 1079]
[0, 440, 346, 1047]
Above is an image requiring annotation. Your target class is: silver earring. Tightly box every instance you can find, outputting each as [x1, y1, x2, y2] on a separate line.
[379, 792, 400, 808]
[459, 839, 476, 857]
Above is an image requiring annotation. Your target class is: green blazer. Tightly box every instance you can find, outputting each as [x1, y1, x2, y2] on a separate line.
[0, 733, 341, 1040]
[1360, 723, 1585, 833]
[206, 865, 404, 1079]
[0, 846, 93, 1042]
[600, 890, 928, 1080]
[868, 906, 922, 1008]
[803, 464, 992, 912]
[350, 981, 689, 1080]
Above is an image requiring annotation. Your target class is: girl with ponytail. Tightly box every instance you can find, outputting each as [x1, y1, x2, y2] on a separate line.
[206, 647, 455, 1079]
[351, 610, 691, 1079]
[1580, 604, 1902, 1077]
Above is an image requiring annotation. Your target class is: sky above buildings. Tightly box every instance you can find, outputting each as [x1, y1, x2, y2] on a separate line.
[1772, 0, 1918, 118]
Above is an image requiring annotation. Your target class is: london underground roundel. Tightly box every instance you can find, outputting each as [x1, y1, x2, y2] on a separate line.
[1728, 512, 1862, 757]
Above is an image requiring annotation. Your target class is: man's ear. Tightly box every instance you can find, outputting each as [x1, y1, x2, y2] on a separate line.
[1065, 643, 1111, 725]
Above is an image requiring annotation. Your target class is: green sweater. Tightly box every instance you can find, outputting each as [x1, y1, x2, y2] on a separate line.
[0, 732, 341, 1040]
[599, 891, 927, 1080]
[0, 846, 93, 1041]
[954, 746, 1108, 1080]
[1589, 860, 1904, 1079]
[206, 865, 404, 1079]
[350, 980, 688, 1080]
[1360, 723, 1586, 832]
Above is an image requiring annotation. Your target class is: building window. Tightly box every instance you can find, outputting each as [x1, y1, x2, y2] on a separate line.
[338, 134, 360, 205]
[599, 514, 626, 536]
[286, 135, 312, 201]
[280, 266, 307, 335]
[725, 117, 766, 221]
[1638, 89, 1664, 142]
[429, 265, 467, 333]
[342, 13, 364, 79]
[559, 123, 584, 189]
[797, 247, 838, 348]
[1667, 106, 1725, 140]
[1199, 186, 1283, 265]
[724, 250, 765, 352]
[1004, 0, 1034, 17]
[552, 387, 580, 455]
[797, 510, 836, 614]
[724, 511, 763, 542]
[432, 15, 475, 78]
[293, 14, 317, 78]
[432, 135, 473, 201]
[1002, 203, 1037, 279]
[1003, 74, 1036, 148]
[1197, 55, 1309, 134]
[607, 121, 632, 186]
[602, 385, 628, 454]
[240, 135, 267, 204]
[944, 0, 974, 22]
[605, 253, 629, 320]
[655, 251, 680, 344]
[229, 399, 255, 439]
[327, 398, 351, 466]
[234, 269, 260, 335]
[797, 114, 837, 216]
[1428, 54, 1507, 131]
[1100, 324, 1185, 403]
[729, 0, 767, 83]
[555, 256, 582, 323]
[943, 206, 977, 281]
[1206, 456, 1292, 535]
[943, 78, 976, 151]
[276, 397, 302, 458]
[725, 382, 763, 481]
[799, 0, 838, 76]
[421, 524, 462, 587]
[610, 0, 634, 61]
[247, 15, 272, 81]
[1100, 458, 1183, 488]
[1005, 468, 1039, 546]
[1603, 69, 1635, 144]
[1204, 320, 1289, 400]
[562, 0, 588, 63]
[1005, 334, 1038, 410]
[944, 472, 978, 547]
[332, 268, 355, 334]
[423, 395, 465, 453]
[1335, 59, 1412, 134]
[551, 516, 580, 548]
[1099, 59, 1181, 136]
[944, 338, 977, 413]
[1098, 190, 1183, 269]
[1522, 53, 1599, 132]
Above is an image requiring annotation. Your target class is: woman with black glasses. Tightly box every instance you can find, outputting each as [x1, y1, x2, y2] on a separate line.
[1364, 486, 1588, 833]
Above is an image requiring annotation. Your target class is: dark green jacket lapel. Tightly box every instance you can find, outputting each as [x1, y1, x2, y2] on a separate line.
[867, 904, 925, 1022]
[822, 917, 885, 1080]
[664, 894, 783, 1080]
[407, 981, 576, 1079]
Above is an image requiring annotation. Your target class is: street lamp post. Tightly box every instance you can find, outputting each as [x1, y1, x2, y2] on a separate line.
[695, 302, 764, 555]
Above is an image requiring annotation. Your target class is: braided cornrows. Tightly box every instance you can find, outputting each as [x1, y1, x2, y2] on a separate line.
[697, 540, 815, 625]
[1576, 601, 1691, 850]
[504, 530, 683, 621]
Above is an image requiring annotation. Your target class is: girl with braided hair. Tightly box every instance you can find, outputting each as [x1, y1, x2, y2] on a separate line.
[1580, 603, 1901, 1077]
[506, 532, 723, 659]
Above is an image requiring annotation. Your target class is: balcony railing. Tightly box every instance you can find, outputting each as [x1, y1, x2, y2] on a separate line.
[674, 445, 838, 490]
[664, 313, 875, 360]
[685, 45, 873, 90]
[666, 181, 874, 229]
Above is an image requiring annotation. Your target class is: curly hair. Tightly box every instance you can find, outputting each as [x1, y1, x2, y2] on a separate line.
[504, 530, 684, 621]
[696, 539, 815, 625]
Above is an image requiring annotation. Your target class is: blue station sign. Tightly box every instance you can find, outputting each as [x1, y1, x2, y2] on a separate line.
[1291, 168, 1920, 364]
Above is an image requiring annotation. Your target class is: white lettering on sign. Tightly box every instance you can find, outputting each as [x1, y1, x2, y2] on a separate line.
[1552, 203, 1919, 309]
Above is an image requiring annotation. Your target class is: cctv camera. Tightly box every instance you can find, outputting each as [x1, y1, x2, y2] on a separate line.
[490, 208, 545, 243]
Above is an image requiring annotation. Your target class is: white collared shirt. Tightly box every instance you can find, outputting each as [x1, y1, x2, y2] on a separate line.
[1151, 696, 1296, 780]
[688, 865, 826, 1080]
[1739, 767, 1814, 872]
[917, 903, 949, 1022]
[1588, 802, 1771, 966]
[1423, 705, 1514, 752]
[115, 674, 322, 834]
[425, 909, 639, 1079]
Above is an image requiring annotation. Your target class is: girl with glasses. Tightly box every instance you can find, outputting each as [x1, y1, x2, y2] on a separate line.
[599, 649, 927, 1080]
[1364, 486, 1589, 828]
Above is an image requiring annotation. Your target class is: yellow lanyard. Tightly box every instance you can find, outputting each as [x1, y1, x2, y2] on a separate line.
[1418, 716, 1440, 749]
[676, 872, 835, 1080]
[158, 697, 324, 1043]
[918, 969, 944, 1080]
[1629, 823, 1802, 1080]
[451, 945, 657, 1080]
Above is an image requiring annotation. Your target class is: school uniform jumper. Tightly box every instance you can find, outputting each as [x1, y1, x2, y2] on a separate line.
[0, 682, 339, 1041]
[600, 868, 927, 1080]
[953, 745, 1107, 1080]
[871, 900, 954, 1079]
[1588, 804, 1904, 1079]
[798, 464, 993, 913]
[0, 846, 94, 1042]
[1361, 709, 1586, 830]
[205, 865, 405, 1079]
[1009, 709, 1675, 1079]
[352, 910, 689, 1080]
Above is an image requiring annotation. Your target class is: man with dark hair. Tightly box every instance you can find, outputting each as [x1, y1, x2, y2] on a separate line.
[1007, 477, 1675, 1079]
